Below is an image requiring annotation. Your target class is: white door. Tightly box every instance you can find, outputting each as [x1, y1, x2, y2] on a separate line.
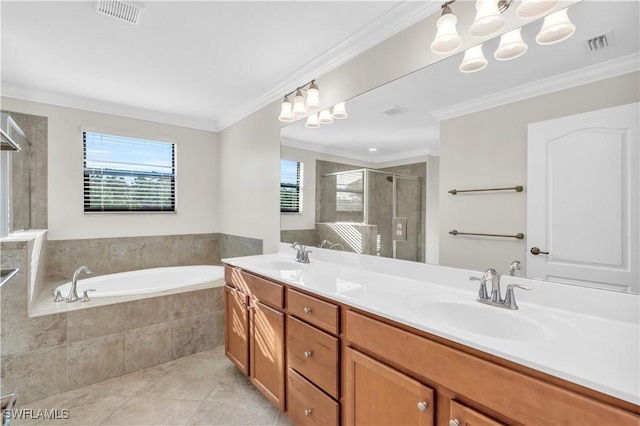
[527, 102, 639, 293]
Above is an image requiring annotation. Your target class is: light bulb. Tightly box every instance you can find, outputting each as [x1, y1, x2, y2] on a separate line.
[430, 5, 461, 54]
[305, 113, 320, 128]
[459, 44, 488, 73]
[305, 81, 320, 111]
[536, 8, 575, 45]
[331, 102, 348, 119]
[494, 28, 528, 61]
[469, 0, 504, 38]
[292, 89, 307, 117]
[318, 110, 333, 124]
[517, 0, 558, 20]
[278, 96, 295, 122]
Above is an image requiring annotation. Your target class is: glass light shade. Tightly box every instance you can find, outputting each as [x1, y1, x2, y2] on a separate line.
[494, 28, 528, 61]
[459, 44, 488, 73]
[305, 113, 320, 128]
[331, 102, 348, 119]
[318, 109, 334, 124]
[536, 9, 576, 45]
[517, 0, 558, 20]
[469, 0, 504, 38]
[278, 97, 295, 122]
[305, 83, 321, 111]
[430, 8, 461, 54]
[292, 90, 307, 117]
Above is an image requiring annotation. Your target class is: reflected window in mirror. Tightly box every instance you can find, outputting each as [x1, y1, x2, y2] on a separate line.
[280, 159, 303, 213]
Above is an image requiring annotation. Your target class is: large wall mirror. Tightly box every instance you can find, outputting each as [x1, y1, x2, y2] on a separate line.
[281, 0, 639, 293]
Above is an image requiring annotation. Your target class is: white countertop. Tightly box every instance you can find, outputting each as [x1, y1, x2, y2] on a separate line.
[223, 245, 640, 406]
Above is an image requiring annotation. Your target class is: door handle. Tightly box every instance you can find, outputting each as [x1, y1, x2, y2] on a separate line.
[530, 247, 549, 255]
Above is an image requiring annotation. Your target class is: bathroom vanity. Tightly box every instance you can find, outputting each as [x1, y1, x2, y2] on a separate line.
[223, 249, 640, 425]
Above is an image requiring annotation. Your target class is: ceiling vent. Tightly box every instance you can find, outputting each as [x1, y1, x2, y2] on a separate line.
[96, 0, 144, 25]
[383, 106, 408, 116]
[584, 32, 614, 53]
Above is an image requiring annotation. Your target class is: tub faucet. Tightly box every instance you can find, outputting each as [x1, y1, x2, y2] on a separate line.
[67, 266, 93, 303]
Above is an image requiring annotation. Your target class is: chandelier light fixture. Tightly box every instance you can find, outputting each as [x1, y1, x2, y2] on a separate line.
[278, 80, 322, 122]
[430, 0, 575, 73]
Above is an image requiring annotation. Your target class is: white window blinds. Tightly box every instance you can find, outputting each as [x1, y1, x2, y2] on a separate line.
[83, 132, 176, 212]
[281, 160, 303, 213]
[336, 171, 364, 212]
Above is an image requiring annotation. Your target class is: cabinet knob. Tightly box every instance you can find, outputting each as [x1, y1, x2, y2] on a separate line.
[303, 351, 313, 358]
[304, 409, 312, 417]
[449, 419, 460, 426]
[303, 307, 312, 314]
[417, 401, 428, 412]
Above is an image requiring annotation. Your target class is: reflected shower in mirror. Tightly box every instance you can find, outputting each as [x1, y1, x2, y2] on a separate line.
[280, 0, 640, 292]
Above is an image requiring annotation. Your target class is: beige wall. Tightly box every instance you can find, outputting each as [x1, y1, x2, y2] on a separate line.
[439, 71, 640, 274]
[0, 97, 219, 241]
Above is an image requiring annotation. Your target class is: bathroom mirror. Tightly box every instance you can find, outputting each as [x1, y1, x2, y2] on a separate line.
[280, 0, 640, 292]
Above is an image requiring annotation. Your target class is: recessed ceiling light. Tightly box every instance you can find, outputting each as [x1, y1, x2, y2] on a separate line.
[368, 148, 377, 152]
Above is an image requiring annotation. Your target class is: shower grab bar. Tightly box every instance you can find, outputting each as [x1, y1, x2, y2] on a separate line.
[449, 230, 525, 240]
[448, 185, 523, 195]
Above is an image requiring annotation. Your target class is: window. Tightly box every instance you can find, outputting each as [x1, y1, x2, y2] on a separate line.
[336, 171, 364, 212]
[281, 159, 303, 213]
[83, 132, 175, 212]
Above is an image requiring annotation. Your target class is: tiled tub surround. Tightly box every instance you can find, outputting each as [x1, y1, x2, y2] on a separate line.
[0, 231, 266, 404]
[1, 277, 225, 404]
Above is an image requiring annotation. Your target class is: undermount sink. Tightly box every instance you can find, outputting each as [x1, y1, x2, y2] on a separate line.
[254, 259, 304, 271]
[405, 293, 576, 342]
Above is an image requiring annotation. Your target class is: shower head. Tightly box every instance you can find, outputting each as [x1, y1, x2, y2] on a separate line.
[386, 176, 394, 183]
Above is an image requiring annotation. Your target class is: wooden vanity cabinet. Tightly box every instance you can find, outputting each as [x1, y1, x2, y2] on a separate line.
[345, 309, 640, 426]
[345, 348, 435, 426]
[224, 267, 285, 411]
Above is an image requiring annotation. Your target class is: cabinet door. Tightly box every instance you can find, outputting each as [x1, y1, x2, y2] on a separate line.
[449, 401, 504, 426]
[345, 348, 434, 426]
[224, 285, 249, 375]
[250, 300, 285, 411]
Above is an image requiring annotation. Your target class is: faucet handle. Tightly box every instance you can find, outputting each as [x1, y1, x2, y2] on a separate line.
[503, 284, 532, 310]
[469, 276, 488, 300]
[51, 289, 64, 302]
[81, 289, 96, 302]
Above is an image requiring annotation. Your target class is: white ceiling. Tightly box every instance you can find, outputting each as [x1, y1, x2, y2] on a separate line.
[0, 1, 440, 132]
[281, 0, 640, 163]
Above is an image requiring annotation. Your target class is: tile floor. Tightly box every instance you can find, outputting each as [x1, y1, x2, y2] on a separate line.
[10, 346, 293, 426]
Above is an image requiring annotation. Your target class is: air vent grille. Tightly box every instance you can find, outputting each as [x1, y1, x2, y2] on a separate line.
[96, 0, 144, 25]
[383, 106, 408, 116]
[585, 33, 614, 52]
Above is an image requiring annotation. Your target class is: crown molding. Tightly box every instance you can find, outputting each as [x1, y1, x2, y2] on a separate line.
[1, 84, 218, 132]
[215, 1, 441, 131]
[432, 53, 640, 122]
[282, 137, 435, 165]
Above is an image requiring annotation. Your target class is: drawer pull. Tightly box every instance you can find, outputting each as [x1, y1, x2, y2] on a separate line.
[417, 401, 428, 412]
[303, 307, 312, 314]
[304, 350, 313, 358]
[304, 409, 312, 416]
[449, 420, 460, 426]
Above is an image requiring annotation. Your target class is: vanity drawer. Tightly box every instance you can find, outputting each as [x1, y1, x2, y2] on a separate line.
[288, 288, 339, 335]
[224, 266, 284, 309]
[287, 368, 339, 426]
[287, 316, 340, 399]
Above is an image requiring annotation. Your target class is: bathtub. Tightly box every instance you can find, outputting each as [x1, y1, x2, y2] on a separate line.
[55, 265, 224, 298]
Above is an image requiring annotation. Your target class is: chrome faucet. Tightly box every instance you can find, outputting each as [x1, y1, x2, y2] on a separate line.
[509, 260, 521, 276]
[67, 266, 93, 302]
[469, 268, 531, 310]
[329, 243, 344, 251]
[320, 239, 331, 248]
[290, 242, 312, 263]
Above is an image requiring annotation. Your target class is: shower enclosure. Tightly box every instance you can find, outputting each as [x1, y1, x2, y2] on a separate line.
[317, 168, 423, 262]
